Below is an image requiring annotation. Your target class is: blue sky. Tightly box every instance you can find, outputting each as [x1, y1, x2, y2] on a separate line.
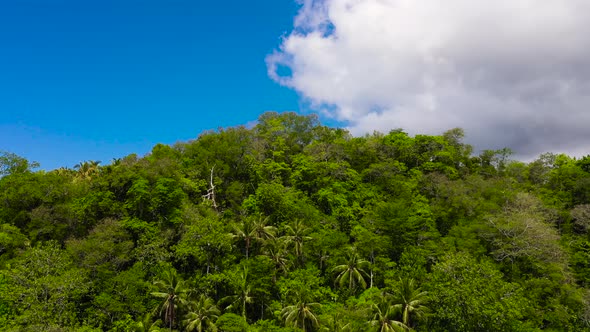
[0, 0, 304, 170]
[3, 1, 588, 167]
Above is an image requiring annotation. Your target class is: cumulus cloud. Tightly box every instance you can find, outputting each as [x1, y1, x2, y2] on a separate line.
[267, 0, 590, 158]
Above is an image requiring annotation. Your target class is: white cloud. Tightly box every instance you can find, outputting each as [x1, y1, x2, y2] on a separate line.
[267, 0, 590, 158]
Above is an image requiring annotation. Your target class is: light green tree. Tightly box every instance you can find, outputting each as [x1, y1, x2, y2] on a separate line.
[74, 160, 101, 180]
[183, 294, 220, 332]
[3, 241, 90, 329]
[281, 299, 321, 332]
[0, 151, 39, 176]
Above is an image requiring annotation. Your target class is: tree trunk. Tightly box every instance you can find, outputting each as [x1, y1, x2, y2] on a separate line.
[370, 250, 375, 288]
[245, 239, 250, 259]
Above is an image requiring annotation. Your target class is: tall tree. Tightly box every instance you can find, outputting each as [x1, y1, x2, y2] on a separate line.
[151, 268, 189, 331]
[252, 215, 277, 243]
[232, 215, 277, 260]
[231, 219, 257, 259]
[262, 237, 290, 281]
[284, 219, 312, 266]
[223, 266, 254, 319]
[392, 277, 428, 328]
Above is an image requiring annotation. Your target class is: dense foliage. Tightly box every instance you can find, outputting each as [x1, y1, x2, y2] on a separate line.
[1, 112, 590, 331]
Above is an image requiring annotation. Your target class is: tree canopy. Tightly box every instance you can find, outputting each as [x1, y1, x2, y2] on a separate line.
[0, 111, 589, 331]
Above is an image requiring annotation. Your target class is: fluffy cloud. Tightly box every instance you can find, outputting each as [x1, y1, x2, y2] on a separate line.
[267, 0, 590, 159]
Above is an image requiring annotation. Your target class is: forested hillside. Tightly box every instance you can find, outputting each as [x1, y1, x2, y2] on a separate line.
[1, 112, 590, 331]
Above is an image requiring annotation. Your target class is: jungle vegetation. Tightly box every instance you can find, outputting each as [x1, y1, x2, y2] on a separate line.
[1, 111, 590, 331]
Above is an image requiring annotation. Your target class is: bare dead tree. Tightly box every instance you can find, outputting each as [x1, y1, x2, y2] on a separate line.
[202, 166, 218, 210]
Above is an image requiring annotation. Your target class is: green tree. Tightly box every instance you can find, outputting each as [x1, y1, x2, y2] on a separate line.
[151, 268, 189, 331]
[391, 277, 428, 328]
[570, 239, 590, 287]
[252, 215, 277, 243]
[319, 311, 351, 332]
[216, 313, 249, 332]
[370, 194, 439, 261]
[368, 293, 408, 332]
[350, 226, 389, 288]
[225, 217, 272, 264]
[284, 219, 312, 266]
[126, 178, 151, 220]
[87, 263, 152, 329]
[231, 218, 257, 259]
[254, 112, 320, 162]
[281, 295, 321, 332]
[2, 241, 90, 329]
[183, 294, 220, 332]
[333, 248, 370, 291]
[262, 237, 290, 280]
[134, 312, 163, 332]
[223, 266, 254, 319]
[0, 223, 28, 266]
[66, 218, 134, 279]
[0, 151, 39, 176]
[175, 209, 233, 275]
[427, 253, 530, 332]
[277, 267, 334, 309]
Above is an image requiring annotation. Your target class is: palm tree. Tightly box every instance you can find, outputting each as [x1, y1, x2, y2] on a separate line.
[392, 277, 428, 328]
[333, 248, 370, 291]
[52, 167, 74, 177]
[74, 160, 101, 180]
[231, 219, 257, 259]
[369, 294, 408, 332]
[151, 268, 189, 332]
[281, 300, 321, 332]
[183, 294, 220, 332]
[262, 237, 290, 281]
[252, 215, 277, 243]
[284, 219, 312, 265]
[222, 266, 254, 319]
